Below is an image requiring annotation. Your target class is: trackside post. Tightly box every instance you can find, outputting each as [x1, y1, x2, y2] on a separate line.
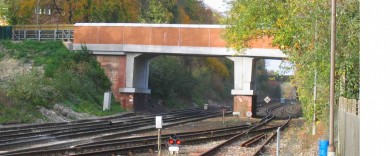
[156, 116, 162, 155]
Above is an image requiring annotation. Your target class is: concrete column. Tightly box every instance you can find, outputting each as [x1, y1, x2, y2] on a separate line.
[227, 57, 257, 117]
[119, 53, 155, 111]
[120, 53, 153, 94]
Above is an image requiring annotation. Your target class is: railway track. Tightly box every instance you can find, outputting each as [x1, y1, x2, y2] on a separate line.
[252, 108, 291, 155]
[4, 123, 282, 156]
[1, 104, 292, 156]
[198, 104, 291, 156]
[0, 107, 223, 155]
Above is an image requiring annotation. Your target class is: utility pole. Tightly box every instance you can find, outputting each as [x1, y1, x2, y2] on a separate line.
[313, 18, 318, 136]
[276, 127, 281, 156]
[328, 0, 336, 155]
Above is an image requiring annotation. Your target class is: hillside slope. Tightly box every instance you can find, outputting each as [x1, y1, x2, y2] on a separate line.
[0, 40, 125, 124]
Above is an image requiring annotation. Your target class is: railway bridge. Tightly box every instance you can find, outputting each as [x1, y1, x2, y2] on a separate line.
[70, 23, 287, 117]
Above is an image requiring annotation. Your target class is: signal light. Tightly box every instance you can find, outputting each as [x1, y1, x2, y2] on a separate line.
[168, 139, 175, 144]
[176, 139, 181, 145]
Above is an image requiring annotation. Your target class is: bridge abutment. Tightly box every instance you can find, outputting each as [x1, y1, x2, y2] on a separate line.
[228, 57, 258, 117]
[119, 93, 149, 111]
[119, 53, 155, 111]
[97, 53, 155, 111]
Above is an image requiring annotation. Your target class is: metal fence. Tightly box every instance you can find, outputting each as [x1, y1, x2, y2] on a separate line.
[11, 24, 74, 41]
[337, 97, 360, 156]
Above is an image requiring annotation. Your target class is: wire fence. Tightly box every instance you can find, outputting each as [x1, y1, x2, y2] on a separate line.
[337, 97, 359, 156]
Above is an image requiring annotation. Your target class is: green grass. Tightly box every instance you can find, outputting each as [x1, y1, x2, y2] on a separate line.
[0, 103, 46, 124]
[63, 99, 126, 116]
[0, 51, 4, 59]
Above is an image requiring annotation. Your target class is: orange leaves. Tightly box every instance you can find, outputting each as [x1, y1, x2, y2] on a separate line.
[178, 6, 190, 24]
[205, 57, 229, 78]
[7, 0, 141, 24]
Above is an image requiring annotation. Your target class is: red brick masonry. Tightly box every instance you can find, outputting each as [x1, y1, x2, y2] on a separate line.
[233, 95, 257, 117]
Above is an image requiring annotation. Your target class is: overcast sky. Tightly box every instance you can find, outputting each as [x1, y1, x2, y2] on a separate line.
[202, 0, 294, 75]
[202, 0, 231, 13]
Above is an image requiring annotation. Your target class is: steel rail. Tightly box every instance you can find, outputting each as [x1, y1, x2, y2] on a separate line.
[2, 112, 223, 155]
[0, 108, 204, 134]
[240, 133, 265, 147]
[198, 104, 282, 156]
[252, 108, 291, 156]
[0, 109, 212, 141]
[75, 125, 250, 148]
[5, 117, 282, 156]
[0, 108, 204, 135]
[0, 112, 217, 151]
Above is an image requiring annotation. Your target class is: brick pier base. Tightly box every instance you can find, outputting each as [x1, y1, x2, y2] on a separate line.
[119, 93, 149, 112]
[233, 95, 257, 117]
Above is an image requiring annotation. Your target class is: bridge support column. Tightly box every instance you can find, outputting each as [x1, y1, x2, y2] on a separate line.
[227, 57, 257, 117]
[119, 53, 155, 111]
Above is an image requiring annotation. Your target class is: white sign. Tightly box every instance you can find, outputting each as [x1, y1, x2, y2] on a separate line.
[264, 96, 271, 103]
[156, 116, 162, 129]
[103, 92, 111, 111]
[233, 112, 241, 116]
[280, 98, 285, 104]
[169, 146, 180, 153]
[246, 111, 252, 117]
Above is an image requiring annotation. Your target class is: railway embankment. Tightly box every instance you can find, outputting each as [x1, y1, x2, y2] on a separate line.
[0, 40, 125, 124]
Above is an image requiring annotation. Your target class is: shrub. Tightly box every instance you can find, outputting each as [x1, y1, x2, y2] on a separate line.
[2, 40, 121, 117]
[149, 56, 196, 100]
[7, 68, 59, 107]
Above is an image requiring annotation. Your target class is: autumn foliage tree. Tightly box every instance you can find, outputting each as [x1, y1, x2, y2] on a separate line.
[223, 0, 360, 122]
[3, 0, 140, 24]
[3, 0, 231, 108]
[3, 0, 219, 25]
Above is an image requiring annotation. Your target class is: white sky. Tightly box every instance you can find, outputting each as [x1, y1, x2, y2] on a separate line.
[202, 0, 294, 75]
[202, 0, 231, 13]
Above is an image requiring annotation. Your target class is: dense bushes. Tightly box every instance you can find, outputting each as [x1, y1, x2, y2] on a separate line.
[0, 89, 44, 123]
[7, 69, 59, 107]
[149, 56, 196, 100]
[149, 56, 233, 108]
[1, 40, 124, 117]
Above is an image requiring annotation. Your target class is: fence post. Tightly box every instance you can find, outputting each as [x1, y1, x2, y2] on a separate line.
[67, 29, 70, 41]
[357, 100, 360, 116]
[38, 30, 41, 41]
[54, 30, 57, 40]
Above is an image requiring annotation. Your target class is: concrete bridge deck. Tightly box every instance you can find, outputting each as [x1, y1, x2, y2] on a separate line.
[73, 23, 286, 59]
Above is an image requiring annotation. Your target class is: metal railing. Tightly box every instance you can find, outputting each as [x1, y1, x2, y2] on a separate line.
[11, 24, 74, 41]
